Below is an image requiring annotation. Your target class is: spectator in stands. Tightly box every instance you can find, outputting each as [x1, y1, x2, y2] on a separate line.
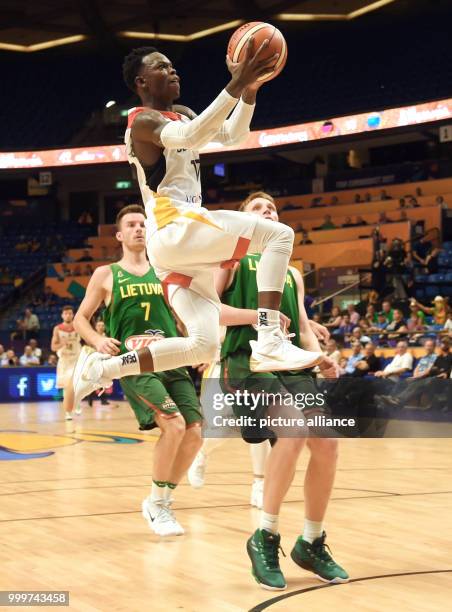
[335, 313, 354, 339]
[29, 339, 42, 364]
[84, 264, 94, 276]
[14, 308, 40, 341]
[20, 345, 40, 366]
[415, 187, 423, 198]
[354, 215, 367, 226]
[380, 190, 392, 200]
[381, 299, 394, 322]
[95, 320, 106, 335]
[324, 338, 341, 363]
[325, 306, 342, 331]
[365, 304, 377, 325]
[354, 194, 362, 203]
[344, 341, 364, 375]
[407, 197, 420, 208]
[385, 308, 409, 340]
[399, 198, 406, 208]
[342, 216, 354, 228]
[310, 197, 324, 208]
[78, 211, 93, 224]
[320, 214, 336, 230]
[1, 349, 19, 367]
[443, 311, 452, 337]
[377, 212, 390, 224]
[60, 263, 71, 278]
[374, 340, 413, 382]
[409, 298, 426, 325]
[347, 303, 360, 326]
[45, 353, 58, 366]
[415, 296, 447, 326]
[369, 312, 389, 336]
[353, 342, 381, 376]
[379, 339, 451, 410]
[417, 244, 442, 274]
[411, 339, 438, 378]
[78, 249, 94, 262]
[436, 195, 448, 209]
[298, 230, 312, 245]
[350, 326, 371, 346]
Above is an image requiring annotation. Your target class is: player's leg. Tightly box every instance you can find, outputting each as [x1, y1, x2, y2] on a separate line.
[121, 374, 187, 536]
[161, 371, 203, 487]
[289, 437, 348, 583]
[56, 361, 74, 420]
[249, 441, 271, 509]
[73, 287, 221, 405]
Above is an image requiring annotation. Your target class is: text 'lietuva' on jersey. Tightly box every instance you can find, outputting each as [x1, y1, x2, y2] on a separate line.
[125, 108, 202, 235]
[103, 263, 181, 353]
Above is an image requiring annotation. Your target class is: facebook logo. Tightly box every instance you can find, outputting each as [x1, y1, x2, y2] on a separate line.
[9, 376, 30, 399]
[37, 373, 57, 397]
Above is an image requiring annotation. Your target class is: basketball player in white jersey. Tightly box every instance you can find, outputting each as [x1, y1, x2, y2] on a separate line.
[51, 305, 82, 420]
[73, 42, 326, 405]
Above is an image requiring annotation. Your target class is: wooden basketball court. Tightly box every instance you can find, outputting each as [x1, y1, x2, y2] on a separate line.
[1, 401, 451, 611]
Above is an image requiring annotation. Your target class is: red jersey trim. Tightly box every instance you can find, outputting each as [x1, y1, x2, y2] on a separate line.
[127, 107, 182, 128]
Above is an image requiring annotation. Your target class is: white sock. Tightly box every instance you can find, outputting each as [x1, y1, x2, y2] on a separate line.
[102, 351, 141, 379]
[150, 480, 166, 504]
[260, 511, 279, 534]
[257, 309, 280, 344]
[303, 518, 323, 543]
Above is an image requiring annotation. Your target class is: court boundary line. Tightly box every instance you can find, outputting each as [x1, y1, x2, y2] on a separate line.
[249, 569, 452, 611]
[1, 490, 451, 523]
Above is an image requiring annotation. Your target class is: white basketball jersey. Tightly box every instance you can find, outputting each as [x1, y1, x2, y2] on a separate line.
[56, 324, 81, 361]
[125, 107, 203, 235]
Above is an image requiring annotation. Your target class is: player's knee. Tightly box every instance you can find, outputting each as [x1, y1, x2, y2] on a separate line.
[271, 222, 294, 254]
[275, 436, 305, 456]
[308, 437, 338, 461]
[189, 331, 219, 364]
[184, 425, 203, 449]
[164, 415, 186, 438]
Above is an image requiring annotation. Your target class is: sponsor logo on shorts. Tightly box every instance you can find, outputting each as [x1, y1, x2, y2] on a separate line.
[161, 396, 176, 411]
[125, 331, 165, 350]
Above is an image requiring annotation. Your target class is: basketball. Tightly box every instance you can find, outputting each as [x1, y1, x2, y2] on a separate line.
[227, 21, 287, 82]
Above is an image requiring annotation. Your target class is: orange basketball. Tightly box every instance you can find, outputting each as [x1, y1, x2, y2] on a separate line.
[227, 21, 287, 82]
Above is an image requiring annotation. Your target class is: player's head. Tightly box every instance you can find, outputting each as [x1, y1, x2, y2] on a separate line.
[95, 320, 105, 335]
[239, 192, 278, 222]
[116, 205, 146, 252]
[122, 46, 180, 102]
[61, 305, 74, 323]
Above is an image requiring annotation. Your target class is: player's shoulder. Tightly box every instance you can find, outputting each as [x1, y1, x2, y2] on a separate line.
[172, 104, 197, 120]
[131, 108, 168, 130]
[90, 264, 113, 288]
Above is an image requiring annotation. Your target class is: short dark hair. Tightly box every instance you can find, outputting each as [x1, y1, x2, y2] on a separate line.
[62, 305, 73, 313]
[123, 46, 159, 92]
[116, 204, 145, 229]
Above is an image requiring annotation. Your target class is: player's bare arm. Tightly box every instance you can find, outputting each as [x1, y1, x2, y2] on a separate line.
[51, 326, 65, 352]
[74, 266, 121, 355]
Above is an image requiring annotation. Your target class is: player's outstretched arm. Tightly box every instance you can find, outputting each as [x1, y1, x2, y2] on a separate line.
[132, 38, 278, 151]
[74, 266, 121, 355]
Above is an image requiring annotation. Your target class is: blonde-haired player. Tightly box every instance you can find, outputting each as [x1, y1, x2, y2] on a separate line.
[51, 305, 82, 420]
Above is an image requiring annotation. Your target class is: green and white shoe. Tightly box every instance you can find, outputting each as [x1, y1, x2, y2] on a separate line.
[246, 529, 287, 591]
[291, 531, 349, 583]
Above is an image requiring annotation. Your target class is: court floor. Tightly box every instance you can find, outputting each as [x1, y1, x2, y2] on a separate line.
[1, 401, 451, 611]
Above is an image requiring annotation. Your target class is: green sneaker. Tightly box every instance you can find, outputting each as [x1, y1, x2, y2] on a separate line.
[291, 531, 349, 583]
[246, 529, 287, 591]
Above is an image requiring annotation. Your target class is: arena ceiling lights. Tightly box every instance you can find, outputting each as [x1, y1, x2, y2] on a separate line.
[0, 0, 398, 52]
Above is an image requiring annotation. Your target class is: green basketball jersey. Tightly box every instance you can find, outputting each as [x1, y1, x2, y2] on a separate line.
[221, 254, 301, 360]
[104, 263, 180, 353]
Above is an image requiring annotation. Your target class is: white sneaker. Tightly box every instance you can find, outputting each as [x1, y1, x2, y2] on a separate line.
[74, 405, 82, 415]
[73, 346, 113, 407]
[141, 498, 185, 536]
[65, 412, 73, 421]
[250, 328, 322, 372]
[188, 451, 207, 488]
[250, 479, 264, 509]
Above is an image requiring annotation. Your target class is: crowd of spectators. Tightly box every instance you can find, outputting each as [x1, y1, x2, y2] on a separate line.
[0, 338, 57, 368]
